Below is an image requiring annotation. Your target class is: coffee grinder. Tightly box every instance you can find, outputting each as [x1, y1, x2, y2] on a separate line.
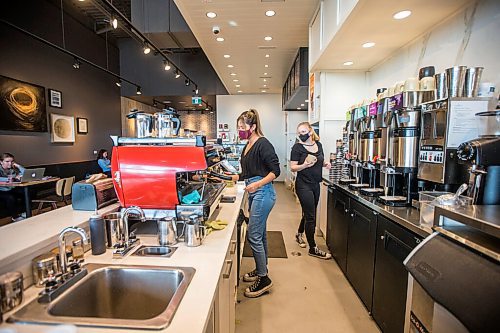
[457, 111, 500, 205]
[378, 92, 421, 206]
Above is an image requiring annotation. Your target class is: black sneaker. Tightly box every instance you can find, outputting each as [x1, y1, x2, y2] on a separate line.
[244, 275, 273, 298]
[243, 269, 258, 282]
[309, 246, 332, 260]
[295, 232, 306, 248]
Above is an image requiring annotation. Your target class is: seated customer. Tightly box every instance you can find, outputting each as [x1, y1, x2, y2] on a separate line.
[0, 153, 25, 222]
[97, 149, 112, 177]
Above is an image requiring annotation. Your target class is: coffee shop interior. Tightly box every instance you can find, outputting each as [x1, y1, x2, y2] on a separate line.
[0, 0, 499, 332]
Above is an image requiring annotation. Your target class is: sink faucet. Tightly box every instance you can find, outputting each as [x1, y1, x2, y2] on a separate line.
[58, 227, 88, 274]
[121, 206, 146, 245]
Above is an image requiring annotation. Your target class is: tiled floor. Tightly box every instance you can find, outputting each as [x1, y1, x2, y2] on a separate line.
[236, 183, 380, 333]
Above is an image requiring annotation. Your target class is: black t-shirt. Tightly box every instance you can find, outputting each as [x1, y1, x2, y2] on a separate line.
[239, 137, 281, 180]
[290, 141, 324, 184]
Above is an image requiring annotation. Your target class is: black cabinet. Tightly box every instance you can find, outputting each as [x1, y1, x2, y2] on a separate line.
[327, 187, 350, 274]
[372, 215, 423, 333]
[346, 199, 377, 311]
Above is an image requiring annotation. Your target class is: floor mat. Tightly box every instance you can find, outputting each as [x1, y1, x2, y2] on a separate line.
[243, 230, 288, 258]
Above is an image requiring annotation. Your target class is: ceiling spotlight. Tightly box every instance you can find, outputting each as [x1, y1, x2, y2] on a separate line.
[115, 80, 121, 87]
[237, 90, 242, 93]
[301, 103, 305, 107]
[297, 107, 301, 110]
[194, 87, 199, 95]
[264, 36, 273, 41]
[164, 60, 171, 71]
[305, 99, 309, 103]
[72, 57, 81, 69]
[261, 90, 267, 93]
[343, 61, 354, 66]
[362, 42, 375, 48]
[263, 84, 267, 87]
[227, 65, 234, 68]
[224, 54, 230, 58]
[265, 10, 276, 17]
[175, 69, 180, 79]
[265, 54, 270, 58]
[235, 84, 240, 87]
[216, 37, 225, 42]
[263, 79, 267, 82]
[264, 72, 268, 75]
[206, 12, 217, 18]
[136, 86, 142, 95]
[111, 17, 118, 29]
[230, 73, 237, 76]
[143, 43, 151, 54]
[185, 79, 190, 86]
[264, 64, 269, 68]
[393, 10, 412, 20]
[233, 79, 239, 82]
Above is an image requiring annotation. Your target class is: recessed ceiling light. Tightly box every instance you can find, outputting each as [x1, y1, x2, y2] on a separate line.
[264, 36, 273, 41]
[297, 107, 301, 110]
[265, 54, 270, 58]
[228, 20, 238, 27]
[262, 90, 267, 93]
[237, 90, 243, 93]
[264, 72, 268, 75]
[263, 79, 267, 82]
[233, 79, 239, 82]
[362, 42, 375, 48]
[216, 37, 225, 42]
[263, 84, 267, 87]
[343, 61, 354, 66]
[224, 54, 230, 58]
[227, 65, 234, 68]
[206, 12, 217, 18]
[235, 84, 241, 87]
[265, 10, 276, 17]
[264, 65, 269, 68]
[393, 10, 412, 20]
[163, 101, 171, 103]
[230, 73, 236, 76]
[305, 99, 309, 103]
[301, 104, 305, 106]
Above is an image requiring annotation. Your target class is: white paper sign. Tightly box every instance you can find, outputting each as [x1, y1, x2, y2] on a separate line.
[447, 101, 488, 148]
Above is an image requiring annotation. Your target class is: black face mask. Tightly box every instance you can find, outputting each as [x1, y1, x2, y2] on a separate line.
[298, 133, 310, 142]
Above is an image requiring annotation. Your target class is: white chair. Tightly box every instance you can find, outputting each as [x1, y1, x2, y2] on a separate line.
[33, 178, 66, 214]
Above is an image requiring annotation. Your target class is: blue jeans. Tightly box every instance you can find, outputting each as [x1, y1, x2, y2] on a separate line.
[245, 176, 276, 277]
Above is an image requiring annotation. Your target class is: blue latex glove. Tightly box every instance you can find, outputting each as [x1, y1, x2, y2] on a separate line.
[181, 190, 201, 204]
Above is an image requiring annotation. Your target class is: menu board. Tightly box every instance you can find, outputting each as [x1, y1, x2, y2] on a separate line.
[447, 100, 488, 147]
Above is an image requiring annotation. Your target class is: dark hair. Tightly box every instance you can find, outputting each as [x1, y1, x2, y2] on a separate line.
[97, 149, 108, 160]
[1, 153, 14, 161]
[237, 109, 264, 136]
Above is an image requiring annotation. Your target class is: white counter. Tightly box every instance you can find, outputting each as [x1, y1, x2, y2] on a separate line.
[0, 183, 245, 333]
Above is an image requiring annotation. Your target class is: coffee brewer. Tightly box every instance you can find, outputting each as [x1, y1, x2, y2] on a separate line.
[349, 105, 371, 191]
[378, 92, 423, 206]
[360, 100, 384, 196]
[457, 111, 500, 205]
[418, 97, 490, 190]
[339, 108, 358, 185]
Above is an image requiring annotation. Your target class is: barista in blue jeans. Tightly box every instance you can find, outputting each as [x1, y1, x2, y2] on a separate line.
[227, 109, 280, 298]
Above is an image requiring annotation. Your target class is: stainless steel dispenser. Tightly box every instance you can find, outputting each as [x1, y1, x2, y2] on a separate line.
[418, 97, 490, 187]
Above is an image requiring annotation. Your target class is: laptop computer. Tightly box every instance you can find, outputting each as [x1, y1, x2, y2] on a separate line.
[19, 168, 45, 182]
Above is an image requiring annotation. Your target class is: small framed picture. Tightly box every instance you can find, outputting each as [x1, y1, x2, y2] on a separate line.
[50, 113, 75, 143]
[77, 117, 88, 134]
[48, 89, 62, 108]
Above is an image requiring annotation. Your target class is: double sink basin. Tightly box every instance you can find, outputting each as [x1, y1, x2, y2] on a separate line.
[9, 260, 195, 330]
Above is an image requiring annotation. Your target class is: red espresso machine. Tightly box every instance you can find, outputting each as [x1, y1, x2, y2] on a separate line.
[110, 135, 226, 220]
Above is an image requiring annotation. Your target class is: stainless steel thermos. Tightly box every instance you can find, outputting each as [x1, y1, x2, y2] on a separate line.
[89, 213, 106, 255]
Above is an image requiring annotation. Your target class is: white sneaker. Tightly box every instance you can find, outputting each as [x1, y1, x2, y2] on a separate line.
[11, 216, 25, 222]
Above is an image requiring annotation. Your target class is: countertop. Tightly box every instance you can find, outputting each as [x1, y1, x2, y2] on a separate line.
[0, 183, 245, 333]
[322, 176, 431, 238]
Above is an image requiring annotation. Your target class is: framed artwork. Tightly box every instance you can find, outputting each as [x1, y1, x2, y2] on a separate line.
[48, 89, 62, 108]
[0, 75, 47, 132]
[50, 113, 75, 143]
[77, 117, 88, 134]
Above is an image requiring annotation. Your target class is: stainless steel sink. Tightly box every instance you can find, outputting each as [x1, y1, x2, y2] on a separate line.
[8, 263, 195, 330]
[132, 245, 177, 257]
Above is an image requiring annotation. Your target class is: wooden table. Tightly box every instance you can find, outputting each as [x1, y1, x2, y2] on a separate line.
[0, 178, 60, 218]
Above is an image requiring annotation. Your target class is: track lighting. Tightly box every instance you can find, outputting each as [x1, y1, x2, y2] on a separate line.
[194, 86, 199, 95]
[72, 57, 81, 69]
[136, 86, 142, 95]
[185, 79, 190, 86]
[175, 69, 180, 79]
[164, 60, 171, 71]
[115, 80, 121, 87]
[143, 43, 151, 54]
[111, 17, 118, 29]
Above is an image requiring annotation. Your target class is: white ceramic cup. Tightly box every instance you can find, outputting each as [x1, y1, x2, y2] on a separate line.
[404, 77, 419, 92]
[419, 77, 436, 91]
